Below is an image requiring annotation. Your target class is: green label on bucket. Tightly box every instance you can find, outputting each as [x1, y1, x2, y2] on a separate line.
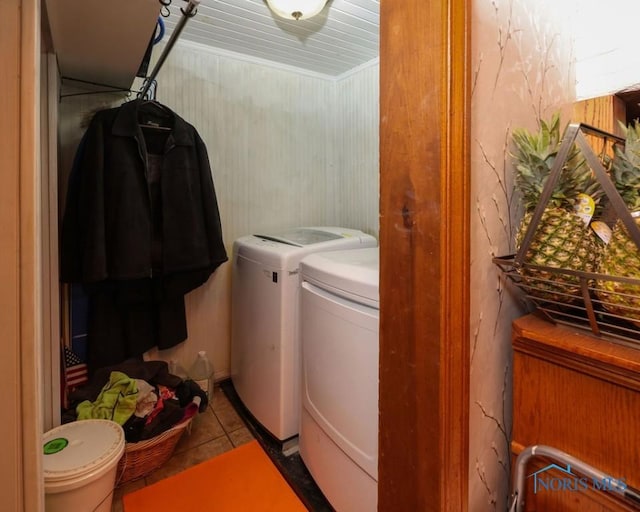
[44, 438, 68, 455]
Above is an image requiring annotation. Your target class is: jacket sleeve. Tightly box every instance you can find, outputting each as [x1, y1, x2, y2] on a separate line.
[195, 132, 228, 270]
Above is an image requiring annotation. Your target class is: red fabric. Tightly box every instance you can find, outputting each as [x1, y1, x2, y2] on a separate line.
[144, 397, 164, 426]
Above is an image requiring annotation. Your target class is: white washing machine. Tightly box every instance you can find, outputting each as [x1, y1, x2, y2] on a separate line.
[230, 227, 377, 442]
[299, 247, 379, 512]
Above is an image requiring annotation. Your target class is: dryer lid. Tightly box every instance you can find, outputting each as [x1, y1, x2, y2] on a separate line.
[301, 247, 379, 304]
[254, 228, 342, 247]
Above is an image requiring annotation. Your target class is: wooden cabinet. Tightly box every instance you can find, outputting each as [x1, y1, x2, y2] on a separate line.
[511, 314, 640, 511]
[573, 95, 626, 136]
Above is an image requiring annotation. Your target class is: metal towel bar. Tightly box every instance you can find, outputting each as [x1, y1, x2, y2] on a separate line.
[510, 444, 640, 511]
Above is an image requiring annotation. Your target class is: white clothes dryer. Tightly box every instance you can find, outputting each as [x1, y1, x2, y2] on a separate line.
[230, 227, 377, 442]
[299, 247, 379, 512]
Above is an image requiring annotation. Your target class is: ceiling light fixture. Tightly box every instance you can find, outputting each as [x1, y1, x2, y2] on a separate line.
[266, 0, 328, 20]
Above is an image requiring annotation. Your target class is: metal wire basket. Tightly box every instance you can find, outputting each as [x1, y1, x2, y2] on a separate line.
[495, 122, 640, 345]
[494, 255, 640, 344]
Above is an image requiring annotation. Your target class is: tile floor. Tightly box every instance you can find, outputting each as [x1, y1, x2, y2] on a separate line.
[110, 385, 255, 512]
[110, 381, 333, 512]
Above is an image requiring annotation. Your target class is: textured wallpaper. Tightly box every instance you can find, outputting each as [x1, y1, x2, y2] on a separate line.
[469, 0, 576, 509]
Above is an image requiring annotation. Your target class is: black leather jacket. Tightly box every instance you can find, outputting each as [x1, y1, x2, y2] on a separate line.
[61, 99, 227, 287]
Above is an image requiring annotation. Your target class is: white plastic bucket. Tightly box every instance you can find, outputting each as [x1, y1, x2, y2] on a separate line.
[43, 419, 125, 512]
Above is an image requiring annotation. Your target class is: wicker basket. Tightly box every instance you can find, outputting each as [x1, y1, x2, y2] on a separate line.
[116, 417, 192, 485]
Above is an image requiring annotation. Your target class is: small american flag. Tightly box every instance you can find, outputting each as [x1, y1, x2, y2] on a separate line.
[63, 346, 88, 389]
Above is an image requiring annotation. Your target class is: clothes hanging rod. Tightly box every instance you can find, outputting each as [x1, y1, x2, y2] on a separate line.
[139, 0, 201, 99]
[59, 76, 130, 98]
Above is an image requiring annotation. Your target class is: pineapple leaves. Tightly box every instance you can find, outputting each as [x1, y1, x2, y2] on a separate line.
[511, 112, 603, 213]
[611, 119, 640, 211]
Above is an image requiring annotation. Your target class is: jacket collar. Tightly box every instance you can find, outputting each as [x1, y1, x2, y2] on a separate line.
[111, 99, 195, 146]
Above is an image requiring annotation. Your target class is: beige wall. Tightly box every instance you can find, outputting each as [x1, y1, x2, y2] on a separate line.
[332, 61, 380, 236]
[469, 0, 576, 509]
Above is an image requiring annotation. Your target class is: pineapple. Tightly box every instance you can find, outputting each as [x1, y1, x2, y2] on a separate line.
[596, 120, 640, 324]
[512, 113, 604, 302]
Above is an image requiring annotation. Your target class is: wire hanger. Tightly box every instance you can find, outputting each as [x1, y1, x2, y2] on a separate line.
[137, 81, 173, 131]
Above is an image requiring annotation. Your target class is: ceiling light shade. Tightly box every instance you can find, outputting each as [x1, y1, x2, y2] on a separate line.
[266, 0, 328, 20]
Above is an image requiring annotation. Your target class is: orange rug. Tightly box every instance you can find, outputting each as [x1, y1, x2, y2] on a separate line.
[123, 440, 307, 511]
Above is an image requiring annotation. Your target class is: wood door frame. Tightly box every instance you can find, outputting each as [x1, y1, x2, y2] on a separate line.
[3, 0, 471, 510]
[0, 0, 44, 510]
[379, 1, 470, 510]
[41, 0, 61, 430]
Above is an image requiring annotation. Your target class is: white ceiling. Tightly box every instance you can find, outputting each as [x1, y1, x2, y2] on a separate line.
[574, 0, 640, 99]
[161, 0, 380, 78]
[47, 0, 638, 98]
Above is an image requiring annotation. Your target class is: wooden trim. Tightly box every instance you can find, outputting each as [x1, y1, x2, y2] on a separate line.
[47, 52, 61, 428]
[20, 1, 44, 511]
[0, 1, 42, 510]
[513, 315, 640, 391]
[40, 50, 61, 430]
[379, 0, 470, 510]
[440, 0, 470, 508]
[0, 2, 26, 509]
